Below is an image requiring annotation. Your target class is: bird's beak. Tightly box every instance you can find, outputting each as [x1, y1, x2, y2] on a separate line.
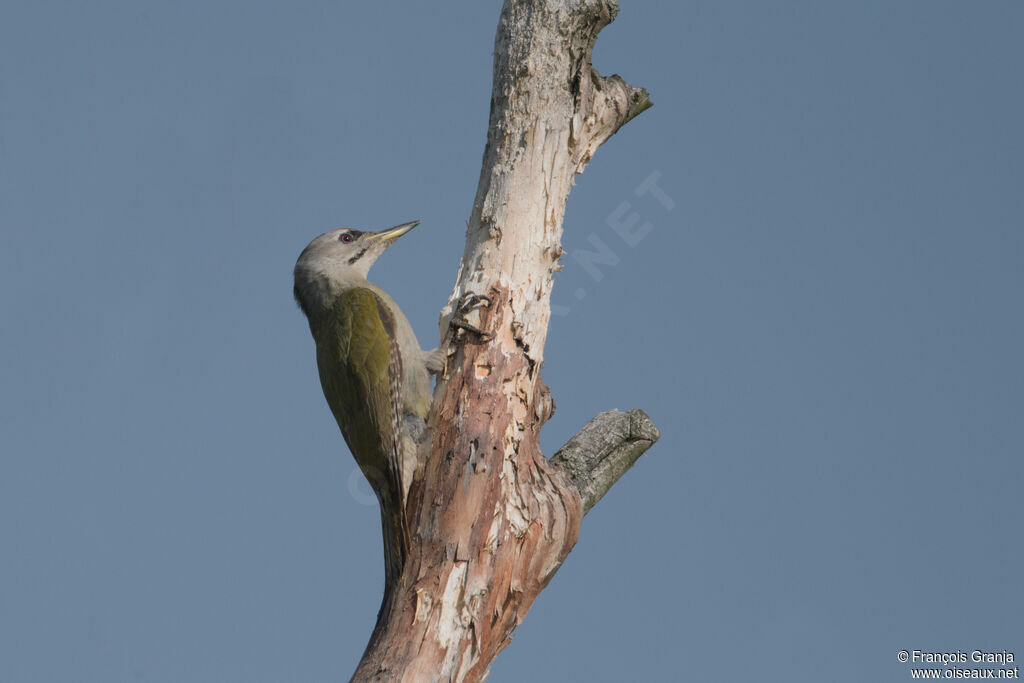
[370, 220, 421, 243]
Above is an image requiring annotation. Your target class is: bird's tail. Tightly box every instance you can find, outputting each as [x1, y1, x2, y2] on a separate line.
[378, 500, 408, 595]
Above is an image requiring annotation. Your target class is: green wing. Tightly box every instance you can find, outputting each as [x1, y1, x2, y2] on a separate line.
[311, 287, 407, 585]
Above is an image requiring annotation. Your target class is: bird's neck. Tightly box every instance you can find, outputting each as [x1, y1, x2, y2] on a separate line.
[296, 269, 374, 318]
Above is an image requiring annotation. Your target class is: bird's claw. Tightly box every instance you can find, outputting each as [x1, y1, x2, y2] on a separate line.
[451, 292, 494, 342]
[450, 319, 494, 342]
[458, 293, 493, 316]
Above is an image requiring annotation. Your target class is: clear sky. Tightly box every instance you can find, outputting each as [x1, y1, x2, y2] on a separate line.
[2, 1, 1022, 681]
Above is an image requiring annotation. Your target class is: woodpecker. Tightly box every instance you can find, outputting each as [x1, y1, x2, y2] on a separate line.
[293, 221, 441, 590]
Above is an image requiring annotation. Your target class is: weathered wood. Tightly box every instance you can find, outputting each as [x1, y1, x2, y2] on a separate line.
[551, 409, 660, 515]
[351, 1, 656, 680]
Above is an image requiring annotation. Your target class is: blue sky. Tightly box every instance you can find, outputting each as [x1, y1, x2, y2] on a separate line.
[2, 1, 1021, 681]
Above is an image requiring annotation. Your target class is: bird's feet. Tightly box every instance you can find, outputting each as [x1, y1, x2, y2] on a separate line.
[458, 293, 492, 316]
[450, 292, 493, 341]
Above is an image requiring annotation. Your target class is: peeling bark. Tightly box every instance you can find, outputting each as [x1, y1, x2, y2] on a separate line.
[351, 1, 657, 680]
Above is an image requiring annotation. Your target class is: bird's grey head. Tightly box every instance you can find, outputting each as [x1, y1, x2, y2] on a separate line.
[293, 220, 420, 317]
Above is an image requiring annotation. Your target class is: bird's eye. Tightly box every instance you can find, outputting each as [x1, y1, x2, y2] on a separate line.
[340, 232, 354, 243]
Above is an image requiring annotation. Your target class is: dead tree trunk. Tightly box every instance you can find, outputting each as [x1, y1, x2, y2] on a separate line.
[353, 1, 657, 680]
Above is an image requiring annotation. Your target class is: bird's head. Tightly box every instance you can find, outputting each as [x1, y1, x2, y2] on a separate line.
[293, 220, 420, 316]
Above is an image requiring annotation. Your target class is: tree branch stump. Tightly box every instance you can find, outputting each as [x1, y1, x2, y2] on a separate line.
[352, 1, 656, 680]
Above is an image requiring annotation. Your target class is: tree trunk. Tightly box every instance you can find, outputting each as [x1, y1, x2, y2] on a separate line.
[353, 1, 656, 680]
